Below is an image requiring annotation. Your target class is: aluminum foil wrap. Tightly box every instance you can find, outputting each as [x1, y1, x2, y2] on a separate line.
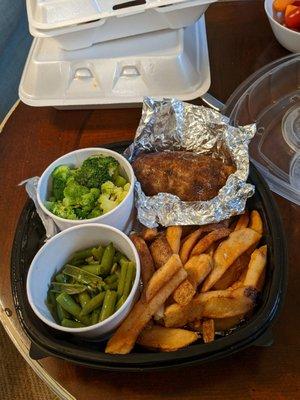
[124, 98, 256, 228]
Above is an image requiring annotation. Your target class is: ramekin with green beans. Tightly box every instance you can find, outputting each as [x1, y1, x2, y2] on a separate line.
[47, 243, 136, 328]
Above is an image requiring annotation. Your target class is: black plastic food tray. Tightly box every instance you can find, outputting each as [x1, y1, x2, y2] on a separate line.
[11, 142, 287, 371]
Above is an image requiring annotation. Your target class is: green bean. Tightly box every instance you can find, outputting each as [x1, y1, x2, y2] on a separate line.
[85, 256, 99, 265]
[99, 290, 117, 322]
[123, 261, 135, 299]
[111, 263, 119, 274]
[56, 302, 70, 322]
[61, 319, 85, 328]
[78, 291, 91, 308]
[63, 264, 103, 286]
[92, 245, 104, 262]
[117, 261, 127, 299]
[91, 309, 100, 325]
[56, 293, 90, 325]
[114, 251, 128, 264]
[99, 243, 115, 275]
[51, 282, 87, 294]
[115, 295, 126, 311]
[68, 247, 94, 265]
[80, 292, 106, 316]
[80, 264, 101, 275]
[104, 274, 118, 285]
[46, 291, 59, 323]
[55, 273, 68, 283]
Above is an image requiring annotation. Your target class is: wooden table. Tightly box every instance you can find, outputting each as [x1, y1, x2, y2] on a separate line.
[1, 1, 299, 399]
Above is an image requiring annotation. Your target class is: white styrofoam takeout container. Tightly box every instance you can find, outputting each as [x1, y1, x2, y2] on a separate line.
[265, 0, 300, 53]
[26, 223, 141, 339]
[26, 0, 217, 31]
[28, 0, 215, 51]
[19, 17, 210, 108]
[37, 148, 135, 231]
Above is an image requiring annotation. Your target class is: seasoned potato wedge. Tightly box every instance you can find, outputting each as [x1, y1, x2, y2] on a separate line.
[173, 254, 212, 306]
[234, 211, 249, 230]
[201, 228, 261, 292]
[150, 235, 173, 269]
[140, 227, 159, 242]
[164, 286, 258, 327]
[166, 226, 182, 254]
[145, 254, 183, 302]
[249, 210, 263, 235]
[173, 279, 196, 306]
[244, 245, 267, 289]
[202, 319, 215, 343]
[130, 234, 155, 287]
[213, 252, 250, 290]
[137, 325, 198, 352]
[191, 228, 231, 256]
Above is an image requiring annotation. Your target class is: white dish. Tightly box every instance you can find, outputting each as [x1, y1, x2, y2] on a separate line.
[19, 18, 210, 108]
[26, 223, 141, 339]
[37, 148, 135, 231]
[265, 0, 300, 53]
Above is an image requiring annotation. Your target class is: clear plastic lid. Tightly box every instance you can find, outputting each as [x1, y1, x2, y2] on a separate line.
[227, 54, 300, 205]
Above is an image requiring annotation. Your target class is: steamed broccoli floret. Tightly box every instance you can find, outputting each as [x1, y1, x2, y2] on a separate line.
[51, 165, 71, 201]
[62, 179, 89, 207]
[98, 194, 118, 214]
[74, 156, 119, 189]
[88, 207, 103, 219]
[50, 201, 77, 220]
[98, 181, 130, 214]
[114, 174, 127, 187]
[101, 181, 115, 195]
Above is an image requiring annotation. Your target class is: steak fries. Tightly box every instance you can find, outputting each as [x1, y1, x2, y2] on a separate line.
[105, 209, 268, 354]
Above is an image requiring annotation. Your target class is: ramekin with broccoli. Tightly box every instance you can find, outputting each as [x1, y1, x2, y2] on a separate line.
[45, 155, 130, 220]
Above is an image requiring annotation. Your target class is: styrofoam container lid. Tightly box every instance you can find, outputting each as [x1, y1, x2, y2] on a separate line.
[227, 54, 300, 205]
[26, 0, 217, 30]
[19, 17, 211, 107]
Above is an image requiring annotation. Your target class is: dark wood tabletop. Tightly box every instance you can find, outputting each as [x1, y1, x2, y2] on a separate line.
[1, 1, 299, 399]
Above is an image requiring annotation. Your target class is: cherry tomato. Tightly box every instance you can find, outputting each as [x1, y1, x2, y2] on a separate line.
[285, 5, 300, 29]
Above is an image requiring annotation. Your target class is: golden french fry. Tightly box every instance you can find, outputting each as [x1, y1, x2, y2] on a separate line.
[244, 245, 267, 289]
[130, 234, 155, 287]
[164, 298, 203, 328]
[185, 254, 212, 286]
[179, 228, 204, 265]
[140, 227, 159, 242]
[214, 315, 244, 331]
[201, 286, 258, 319]
[173, 254, 212, 306]
[234, 211, 249, 230]
[164, 286, 258, 327]
[213, 252, 250, 290]
[191, 228, 232, 256]
[249, 210, 263, 235]
[150, 235, 173, 269]
[106, 268, 187, 354]
[137, 325, 198, 352]
[173, 279, 196, 306]
[166, 226, 182, 254]
[145, 254, 183, 302]
[202, 319, 215, 343]
[201, 228, 261, 292]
